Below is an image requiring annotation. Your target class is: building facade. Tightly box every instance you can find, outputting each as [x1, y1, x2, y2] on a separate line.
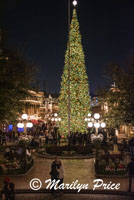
[22, 91, 59, 122]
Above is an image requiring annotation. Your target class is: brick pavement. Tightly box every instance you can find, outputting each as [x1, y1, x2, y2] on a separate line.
[0, 156, 131, 192]
[15, 193, 134, 200]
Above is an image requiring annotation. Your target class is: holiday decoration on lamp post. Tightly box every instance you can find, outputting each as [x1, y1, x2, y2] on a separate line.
[58, 1, 91, 135]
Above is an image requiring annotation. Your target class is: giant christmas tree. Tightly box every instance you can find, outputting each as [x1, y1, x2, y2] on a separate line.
[58, 9, 91, 135]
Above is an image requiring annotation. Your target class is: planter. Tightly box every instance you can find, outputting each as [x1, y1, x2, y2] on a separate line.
[0, 158, 34, 176]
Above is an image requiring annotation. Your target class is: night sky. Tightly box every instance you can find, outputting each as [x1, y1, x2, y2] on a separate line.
[1, 0, 134, 93]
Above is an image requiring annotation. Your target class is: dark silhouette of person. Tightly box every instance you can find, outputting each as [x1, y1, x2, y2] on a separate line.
[8, 183, 15, 200]
[50, 157, 59, 195]
[2, 177, 15, 200]
[128, 137, 134, 158]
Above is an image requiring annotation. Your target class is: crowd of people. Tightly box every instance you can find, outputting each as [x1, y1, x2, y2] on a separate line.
[0, 122, 62, 147]
[1, 124, 134, 195]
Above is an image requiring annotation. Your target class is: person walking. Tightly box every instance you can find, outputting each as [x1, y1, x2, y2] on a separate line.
[128, 158, 134, 192]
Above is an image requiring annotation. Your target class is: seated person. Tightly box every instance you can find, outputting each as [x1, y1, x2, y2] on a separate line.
[26, 149, 31, 157]
[5, 147, 10, 158]
[17, 147, 23, 155]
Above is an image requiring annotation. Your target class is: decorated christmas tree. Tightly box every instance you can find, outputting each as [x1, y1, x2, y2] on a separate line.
[58, 9, 91, 135]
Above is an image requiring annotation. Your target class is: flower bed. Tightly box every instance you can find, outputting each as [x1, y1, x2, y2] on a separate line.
[95, 154, 128, 176]
[0, 157, 34, 175]
[0, 144, 34, 176]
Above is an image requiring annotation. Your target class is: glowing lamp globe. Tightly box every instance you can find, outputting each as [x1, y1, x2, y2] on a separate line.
[26, 122, 33, 128]
[58, 118, 61, 121]
[88, 113, 91, 117]
[94, 122, 100, 128]
[55, 118, 58, 122]
[88, 122, 93, 128]
[51, 118, 54, 121]
[101, 122, 106, 128]
[85, 118, 88, 121]
[22, 114, 28, 120]
[54, 113, 58, 117]
[94, 113, 100, 120]
[17, 123, 24, 129]
[73, 0, 77, 7]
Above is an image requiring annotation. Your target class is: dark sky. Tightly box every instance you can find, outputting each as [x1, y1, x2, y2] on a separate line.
[1, 0, 134, 93]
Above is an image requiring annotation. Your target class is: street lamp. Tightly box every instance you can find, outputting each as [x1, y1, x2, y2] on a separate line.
[88, 113, 91, 117]
[22, 114, 28, 120]
[51, 113, 61, 127]
[73, 0, 77, 7]
[88, 122, 93, 128]
[21, 114, 28, 134]
[17, 123, 24, 129]
[101, 122, 106, 128]
[54, 113, 58, 117]
[26, 122, 33, 128]
[94, 113, 100, 120]
[86, 113, 105, 165]
[86, 113, 106, 136]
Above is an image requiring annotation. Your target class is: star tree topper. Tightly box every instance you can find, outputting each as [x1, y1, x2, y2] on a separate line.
[73, 0, 77, 7]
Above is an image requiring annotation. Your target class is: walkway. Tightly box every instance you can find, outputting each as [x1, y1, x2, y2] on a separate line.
[0, 156, 130, 191]
[16, 193, 134, 200]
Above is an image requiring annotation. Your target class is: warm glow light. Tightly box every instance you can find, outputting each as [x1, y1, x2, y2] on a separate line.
[54, 113, 58, 117]
[85, 118, 88, 121]
[55, 118, 58, 121]
[88, 113, 91, 117]
[17, 123, 24, 128]
[94, 122, 100, 128]
[51, 118, 54, 121]
[22, 114, 28, 120]
[101, 122, 106, 128]
[58, 118, 61, 121]
[73, 0, 77, 7]
[94, 113, 100, 120]
[26, 122, 33, 128]
[88, 122, 93, 128]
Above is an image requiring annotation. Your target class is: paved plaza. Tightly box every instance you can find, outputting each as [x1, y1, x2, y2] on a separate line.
[0, 156, 130, 192]
[15, 193, 134, 200]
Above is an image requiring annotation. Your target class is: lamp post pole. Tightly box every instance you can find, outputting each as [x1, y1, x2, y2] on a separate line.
[68, 0, 71, 137]
[22, 114, 28, 135]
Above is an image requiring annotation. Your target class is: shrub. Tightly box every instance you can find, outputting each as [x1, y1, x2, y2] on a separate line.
[46, 146, 63, 156]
